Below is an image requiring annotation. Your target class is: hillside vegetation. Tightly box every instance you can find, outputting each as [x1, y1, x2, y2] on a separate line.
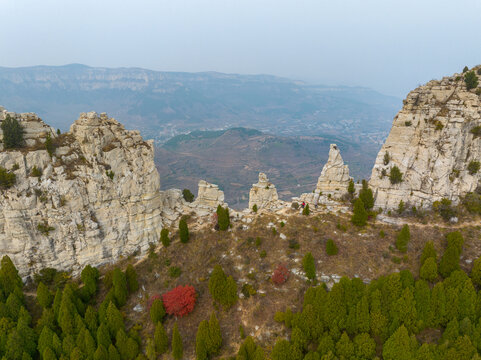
[3, 208, 481, 359]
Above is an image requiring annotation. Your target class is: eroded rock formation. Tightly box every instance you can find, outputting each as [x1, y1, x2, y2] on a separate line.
[369, 66, 481, 210]
[0, 109, 178, 277]
[248, 173, 280, 211]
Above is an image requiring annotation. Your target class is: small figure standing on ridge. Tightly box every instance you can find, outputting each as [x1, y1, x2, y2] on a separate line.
[301, 202, 305, 209]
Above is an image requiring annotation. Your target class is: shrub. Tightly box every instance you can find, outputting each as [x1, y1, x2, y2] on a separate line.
[1, 115, 24, 149]
[464, 71, 479, 90]
[37, 222, 55, 236]
[383, 152, 390, 165]
[150, 299, 165, 323]
[291, 202, 299, 210]
[30, 166, 42, 178]
[463, 66, 469, 73]
[0, 167, 16, 189]
[351, 198, 368, 227]
[395, 224, 410, 253]
[302, 203, 310, 216]
[208, 265, 237, 308]
[182, 189, 194, 202]
[389, 165, 403, 184]
[398, 200, 405, 214]
[272, 264, 289, 285]
[259, 250, 267, 258]
[478, 68, 481, 75]
[463, 192, 481, 214]
[288, 239, 300, 249]
[420, 257, 438, 282]
[162, 285, 197, 317]
[251, 203, 258, 213]
[106, 170, 114, 180]
[168, 266, 181, 278]
[347, 179, 355, 198]
[326, 239, 338, 256]
[405, 121, 412, 126]
[160, 228, 170, 247]
[468, 160, 480, 175]
[216, 205, 230, 230]
[179, 218, 189, 243]
[45, 133, 55, 157]
[302, 252, 316, 280]
[433, 198, 456, 221]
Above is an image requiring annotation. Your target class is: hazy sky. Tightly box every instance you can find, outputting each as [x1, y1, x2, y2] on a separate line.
[1, 0, 480, 97]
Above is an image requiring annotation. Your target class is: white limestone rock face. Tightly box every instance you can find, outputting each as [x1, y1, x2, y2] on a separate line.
[369, 66, 481, 211]
[0, 109, 177, 278]
[315, 144, 352, 200]
[248, 172, 279, 210]
[193, 180, 225, 208]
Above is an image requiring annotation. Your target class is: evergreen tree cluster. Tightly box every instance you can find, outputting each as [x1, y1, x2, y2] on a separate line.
[208, 265, 237, 308]
[271, 231, 481, 360]
[195, 313, 222, 360]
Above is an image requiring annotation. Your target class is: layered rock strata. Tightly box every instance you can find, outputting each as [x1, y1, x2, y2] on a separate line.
[370, 66, 481, 210]
[0, 110, 176, 277]
[248, 173, 280, 211]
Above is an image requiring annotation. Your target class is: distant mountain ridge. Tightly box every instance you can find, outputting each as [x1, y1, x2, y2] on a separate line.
[0, 64, 401, 143]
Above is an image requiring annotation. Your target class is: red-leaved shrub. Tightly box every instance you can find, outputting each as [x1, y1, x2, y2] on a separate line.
[162, 285, 197, 317]
[272, 264, 289, 285]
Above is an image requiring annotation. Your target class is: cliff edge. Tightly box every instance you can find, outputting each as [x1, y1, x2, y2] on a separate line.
[370, 66, 481, 210]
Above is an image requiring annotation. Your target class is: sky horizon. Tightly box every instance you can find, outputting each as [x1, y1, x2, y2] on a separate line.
[1, 0, 480, 98]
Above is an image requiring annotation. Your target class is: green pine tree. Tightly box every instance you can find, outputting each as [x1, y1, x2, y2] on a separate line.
[93, 345, 109, 360]
[150, 299, 165, 324]
[208, 312, 222, 354]
[160, 228, 170, 247]
[302, 252, 316, 281]
[395, 224, 410, 253]
[36, 282, 52, 308]
[125, 264, 139, 293]
[420, 241, 437, 266]
[112, 268, 128, 307]
[359, 180, 374, 210]
[351, 198, 368, 227]
[154, 322, 169, 355]
[171, 323, 183, 360]
[217, 205, 230, 230]
[195, 320, 210, 360]
[1, 115, 24, 149]
[179, 218, 189, 243]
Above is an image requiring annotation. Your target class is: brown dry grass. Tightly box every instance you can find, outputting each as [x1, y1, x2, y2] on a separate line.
[96, 210, 481, 358]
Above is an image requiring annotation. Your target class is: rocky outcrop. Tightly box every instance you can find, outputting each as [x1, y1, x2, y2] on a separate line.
[369, 66, 481, 210]
[316, 144, 353, 198]
[193, 180, 226, 208]
[248, 173, 280, 211]
[0, 109, 183, 278]
[297, 144, 353, 206]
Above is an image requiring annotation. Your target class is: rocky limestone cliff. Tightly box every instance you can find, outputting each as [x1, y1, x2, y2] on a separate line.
[0, 109, 177, 278]
[297, 144, 355, 207]
[248, 173, 280, 211]
[370, 66, 481, 210]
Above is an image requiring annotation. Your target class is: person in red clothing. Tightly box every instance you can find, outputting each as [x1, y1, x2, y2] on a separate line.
[301, 202, 305, 209]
